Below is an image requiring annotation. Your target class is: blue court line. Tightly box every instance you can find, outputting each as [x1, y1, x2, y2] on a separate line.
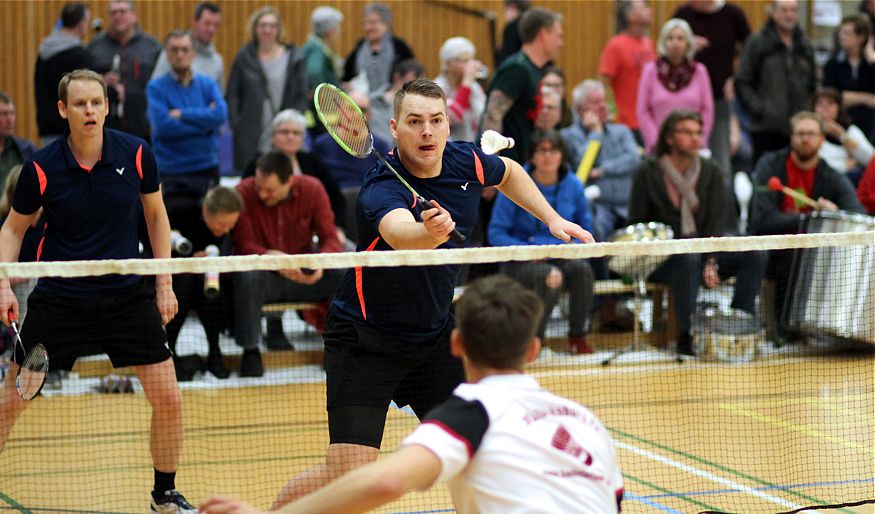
[635, 477, 875, 500]
[624, 493, 685, 513]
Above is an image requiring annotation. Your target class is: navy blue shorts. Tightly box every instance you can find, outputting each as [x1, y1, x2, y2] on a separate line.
[15, 281, 170, 371]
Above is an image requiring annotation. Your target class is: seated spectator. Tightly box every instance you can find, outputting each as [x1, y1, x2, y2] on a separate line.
[858, 156, 875, 213]
[0, 92, 36, 187]
[233, 152, 344, 377]
[165, 186, 243, 381]
[540, 65, 573, 129]
[637, 18, 713, 154]
[488, 130, 596, 354]
[749, 111, 864, 341]
[560, 80, 640, 241]
[534, 89, 563, 131]
[341, 2, 414, 94]
[369, 59, 425, 144]
[628, 109, 767, 355]
[823, 13, 875, 138]
[812, 87, 874, 183]
[434, 37, 486, 142]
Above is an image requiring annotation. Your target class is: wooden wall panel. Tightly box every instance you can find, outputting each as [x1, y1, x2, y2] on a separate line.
[1, 0, 775, 143]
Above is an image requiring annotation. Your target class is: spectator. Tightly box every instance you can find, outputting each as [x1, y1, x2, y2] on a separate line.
[637, 18, 713, 155]
[35, 2, 91, 146]
[534, 89, 562, 131]
[369, 58, 425, 144]
[858, 156, 875, 213]
[628, 109, 767, 355]
[540, 65, 574, 129]
[673, 0, 750, 181]
[301, 6, 344, 93]
[342, 3, 415, 94]
[598, 0, 656, 142]
[860, 0, 875, 61]
[812, 87, 874, 182]
[434, 37, 487, 142]
[165, 186, 243, 382]
[823, 13, 875, 139]
[227, 6, 307, 173]
[489, 130, 595, 354]
[0, 92, 36, 187]
[749, 112, 864, 340]
[147, 30, 227, 205]
[232, 152, 343, 377]
[481, 7, 564, 162]
[495, 0, 531, 66]
[561, 80, 640, 241]
[735, 0, 815, 166]
[86, 0, 162, 139]
[151, 2, 224, 90]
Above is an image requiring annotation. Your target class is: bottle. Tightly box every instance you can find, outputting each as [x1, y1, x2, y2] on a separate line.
[170, 231, 193, 255]
[203, 245, 220, 299]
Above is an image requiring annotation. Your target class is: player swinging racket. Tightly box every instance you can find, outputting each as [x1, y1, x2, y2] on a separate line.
[0, 69, 195, 513]
[266, 79, 594, 507]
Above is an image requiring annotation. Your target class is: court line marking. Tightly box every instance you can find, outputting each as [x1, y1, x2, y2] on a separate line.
[0, 491, 31, 514]
[637, 477, 875, 500]
[718, 404, 875, 455]
[623, 473, 720, 512]
[615, 440, 810, 511]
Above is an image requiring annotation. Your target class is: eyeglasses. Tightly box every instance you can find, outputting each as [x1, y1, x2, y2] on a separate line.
[674, 128, 703, 137]
[792, 131, 822, 139]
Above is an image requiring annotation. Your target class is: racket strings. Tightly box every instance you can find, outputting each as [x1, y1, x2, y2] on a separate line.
[315, 86, 372, 158]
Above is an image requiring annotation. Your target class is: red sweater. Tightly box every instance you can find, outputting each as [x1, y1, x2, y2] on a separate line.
[858, 157, 875, 214]
[233, 175, 342, 255]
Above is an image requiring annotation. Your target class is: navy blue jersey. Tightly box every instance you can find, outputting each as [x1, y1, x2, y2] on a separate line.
[331, 141, 506, 341]
[13, 128, 161, 297]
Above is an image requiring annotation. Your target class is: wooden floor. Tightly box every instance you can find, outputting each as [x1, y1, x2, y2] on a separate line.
[0, 352, 872, 514]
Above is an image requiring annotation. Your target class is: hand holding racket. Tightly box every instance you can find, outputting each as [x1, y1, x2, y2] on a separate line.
[314, 83, 466, 244]
[7, 310, 48, 400]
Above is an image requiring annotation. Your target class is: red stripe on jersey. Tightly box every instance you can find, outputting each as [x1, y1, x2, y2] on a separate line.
[422, 419, 474, 458]
[136, 145, 143, 179]
[472, 150, 485, 185]
[355, 236, 381, 319]
[33, 162, 47, 195]
[616, 487, 624, 512]
[35, 236, 45, 261]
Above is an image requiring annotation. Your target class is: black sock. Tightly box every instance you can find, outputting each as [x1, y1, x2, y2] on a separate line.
[153, 469, 176, 495]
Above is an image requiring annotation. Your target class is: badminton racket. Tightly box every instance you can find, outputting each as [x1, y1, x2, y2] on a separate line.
[8, 310, 48, 400]
[314, 83, 466, 244]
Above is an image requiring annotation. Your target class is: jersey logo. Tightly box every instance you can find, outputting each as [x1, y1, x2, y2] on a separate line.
[115, 166, 125, 175]
[461, 182, 469, 191]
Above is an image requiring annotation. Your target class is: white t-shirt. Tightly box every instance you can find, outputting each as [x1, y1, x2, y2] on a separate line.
[403, 374, 624, 514]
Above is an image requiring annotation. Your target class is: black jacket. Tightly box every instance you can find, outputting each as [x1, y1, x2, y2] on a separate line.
[35, 32, 90, 136]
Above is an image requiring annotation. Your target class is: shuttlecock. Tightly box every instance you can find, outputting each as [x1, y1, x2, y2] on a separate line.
[480, 130, 514, 155]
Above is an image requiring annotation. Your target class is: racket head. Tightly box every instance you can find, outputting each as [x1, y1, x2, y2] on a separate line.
[16, 343, 48, 400]
[314, 83, 374, 159]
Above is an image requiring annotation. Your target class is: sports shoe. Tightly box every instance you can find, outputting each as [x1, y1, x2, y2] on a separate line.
[207, 353, 230, 379]
[569, 336, 594, 355]
[150, 489, 196, 513]
[677, 333, 695, 356]
[265, 316, 294, 350]
[239, 349, 264, 378]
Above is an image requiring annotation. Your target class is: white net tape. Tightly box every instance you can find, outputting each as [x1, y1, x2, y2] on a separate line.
[0, 232, 871, 279]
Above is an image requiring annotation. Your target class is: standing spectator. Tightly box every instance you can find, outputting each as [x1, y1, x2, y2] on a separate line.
[227, 6, 307, 173]
[369, 59, 425, 144]
[301, 6, 344, 93]
[561, 80, 640, 241]
[495, 0, 531, 66]
[598, 0, 656, 142]
[35, 2, 91, 146]
[813, 87, 874, 181]
[735, 0, 815, 166]
[0, 93, 36, 188]
[86, 0, 161, 140]
[489, 130, 595, 354]
[823, 13, 875, 139]
[628, 109, 767, 355]
[637, 18, 713, 155]
[233, 152, 343, 377]
[434, 37, 487, 142]
[147, 30, 227, 204]
[860, 0, 875, 62]
[481, 7, 565, 162]
[540, 65, 574, 129]
[151, 2, 225, 90]
[342, 3, 414, 94]
[674, 0, 751, 181]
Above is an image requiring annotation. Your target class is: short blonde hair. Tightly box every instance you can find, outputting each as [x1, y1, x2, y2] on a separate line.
[790, 111, 825, 135]
[657, 18, 696, 61]
[203, 185, 243, 215]
[248, 6, 284, 47]
[58, 69, 107, 104]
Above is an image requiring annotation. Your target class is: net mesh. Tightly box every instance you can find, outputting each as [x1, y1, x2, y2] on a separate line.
[0, 232, 872, 513]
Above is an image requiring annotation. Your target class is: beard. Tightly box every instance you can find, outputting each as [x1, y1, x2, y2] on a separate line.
[792, 145, 819, 162]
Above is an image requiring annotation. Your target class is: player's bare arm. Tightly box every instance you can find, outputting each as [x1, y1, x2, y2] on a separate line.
[0, 209, 41, 324]
[141, 188, 178, 324]
[480, 90, 513, 133]
[495, 157, 594, 243]
[378, 201, 456, 250]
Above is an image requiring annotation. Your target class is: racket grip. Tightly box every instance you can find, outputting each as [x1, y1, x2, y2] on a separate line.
[415, 200, 467, 245]
[449, 228, 467, 244]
